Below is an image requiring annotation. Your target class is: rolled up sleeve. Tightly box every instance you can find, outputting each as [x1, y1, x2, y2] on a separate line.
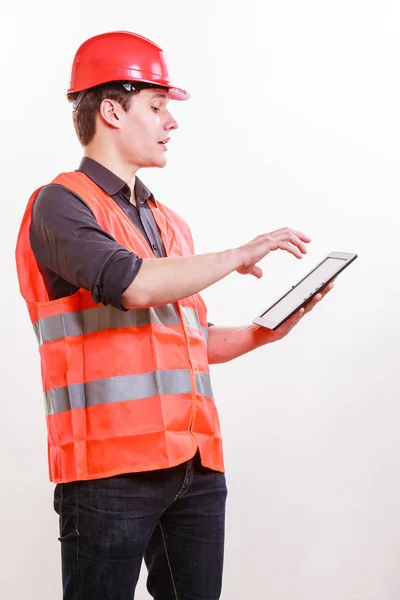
[30, 184, 143, 310]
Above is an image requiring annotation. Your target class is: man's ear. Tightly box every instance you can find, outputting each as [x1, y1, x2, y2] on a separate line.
[99, 99, 121, 129]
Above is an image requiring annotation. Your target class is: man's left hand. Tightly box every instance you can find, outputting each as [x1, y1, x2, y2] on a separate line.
[256, 282, 335, 344]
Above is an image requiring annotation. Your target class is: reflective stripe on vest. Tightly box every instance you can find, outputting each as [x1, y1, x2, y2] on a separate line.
[32, 304, 208, 346]
[44, 369, 213, 415]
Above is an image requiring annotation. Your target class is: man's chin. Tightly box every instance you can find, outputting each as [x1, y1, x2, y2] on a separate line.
[154, 157, 168, 169]
[139, 156, 168, 169]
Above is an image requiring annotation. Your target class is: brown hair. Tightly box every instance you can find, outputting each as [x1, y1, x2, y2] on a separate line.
[67, 82, 137, 146]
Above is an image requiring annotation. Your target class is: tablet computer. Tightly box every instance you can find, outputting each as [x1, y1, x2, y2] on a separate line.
[253, 251, 358, 330]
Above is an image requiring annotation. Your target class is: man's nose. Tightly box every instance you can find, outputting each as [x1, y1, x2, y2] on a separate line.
[165, 112, 179, 131]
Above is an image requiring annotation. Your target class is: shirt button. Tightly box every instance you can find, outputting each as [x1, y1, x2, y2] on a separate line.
[152, 244, 158, 251]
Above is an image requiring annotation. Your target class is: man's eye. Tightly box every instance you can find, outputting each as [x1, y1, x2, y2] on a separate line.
[152, 106, 161, 113]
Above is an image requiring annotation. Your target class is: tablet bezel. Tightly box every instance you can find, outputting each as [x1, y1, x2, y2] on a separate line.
[253, 251, 358, 331]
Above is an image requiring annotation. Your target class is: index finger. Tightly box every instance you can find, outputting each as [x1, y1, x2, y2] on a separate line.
[290, 229, 312, 243]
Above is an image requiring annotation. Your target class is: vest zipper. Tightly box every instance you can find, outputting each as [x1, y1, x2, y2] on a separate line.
[145, 205, 198, 440]
[113, 199, 198, 440]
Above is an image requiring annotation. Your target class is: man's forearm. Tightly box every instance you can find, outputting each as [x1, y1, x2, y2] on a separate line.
[207, 324, 273, 364]
[121, 227, 311, 309]
[122, 250, 240, 309]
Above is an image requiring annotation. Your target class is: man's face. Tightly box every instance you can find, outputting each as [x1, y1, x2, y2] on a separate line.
[116, 88, 179, 169]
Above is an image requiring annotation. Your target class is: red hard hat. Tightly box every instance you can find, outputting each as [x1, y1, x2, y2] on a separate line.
[68, 31, 190, 101]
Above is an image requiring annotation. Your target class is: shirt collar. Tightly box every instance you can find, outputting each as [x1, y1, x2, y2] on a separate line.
[77, 157, 157, 206]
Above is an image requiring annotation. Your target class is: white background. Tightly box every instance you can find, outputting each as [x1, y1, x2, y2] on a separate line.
[1, 1, 399, 598]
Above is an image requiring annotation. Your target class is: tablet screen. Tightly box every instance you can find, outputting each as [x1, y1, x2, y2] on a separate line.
[260, 256, 347, 323]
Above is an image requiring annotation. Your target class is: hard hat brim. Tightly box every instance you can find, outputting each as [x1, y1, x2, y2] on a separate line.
[67, 77, 190, 101]
[167, 86, 190, 101]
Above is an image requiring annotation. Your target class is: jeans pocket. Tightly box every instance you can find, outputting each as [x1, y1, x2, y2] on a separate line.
[57, 482, 80, 542]
[53, 483, 63, 516]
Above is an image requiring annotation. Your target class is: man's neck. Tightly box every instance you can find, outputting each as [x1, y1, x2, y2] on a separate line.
[84, 148, 137, 205]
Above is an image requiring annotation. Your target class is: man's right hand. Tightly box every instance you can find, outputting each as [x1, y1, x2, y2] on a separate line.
[235, 228, 312, 278]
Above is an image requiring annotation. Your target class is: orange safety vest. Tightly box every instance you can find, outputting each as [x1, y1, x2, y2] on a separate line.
[15, 172, 224, 483]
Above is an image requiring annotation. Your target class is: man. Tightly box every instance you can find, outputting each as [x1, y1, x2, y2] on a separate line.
[15, 31, 332, 600]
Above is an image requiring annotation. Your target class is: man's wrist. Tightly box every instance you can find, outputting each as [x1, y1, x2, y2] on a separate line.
[223, 247, 242, 272]
[252, 323, 275, 347]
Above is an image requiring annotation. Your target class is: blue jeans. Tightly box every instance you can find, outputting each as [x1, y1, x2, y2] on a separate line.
[53, 452, 227, 599]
